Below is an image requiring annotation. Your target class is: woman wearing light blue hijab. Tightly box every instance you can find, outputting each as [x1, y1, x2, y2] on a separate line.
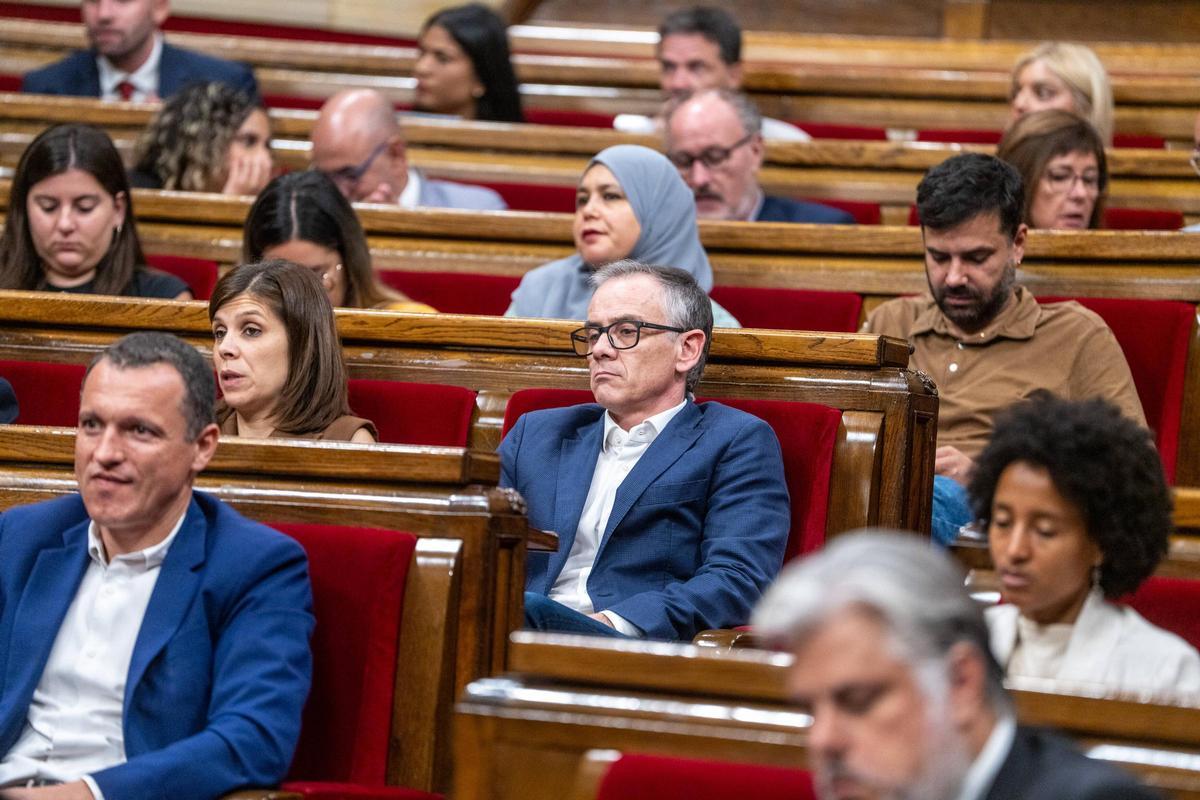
[506, 144, 738, 326]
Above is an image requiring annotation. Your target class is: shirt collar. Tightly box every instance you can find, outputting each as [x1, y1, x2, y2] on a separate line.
[743, 186, 766, 222]
[957, 713, 1017, 800]
[96, 32, 163, 100]
[602, 397, 688, 453]
[910, 286, 1040, 344]
[398, 167, 423, 209]
[87, 504, 187, 571]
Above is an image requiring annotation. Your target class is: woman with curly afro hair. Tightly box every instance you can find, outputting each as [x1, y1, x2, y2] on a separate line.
[131, 81, 273, 196]
[970, 392, 1200, 699]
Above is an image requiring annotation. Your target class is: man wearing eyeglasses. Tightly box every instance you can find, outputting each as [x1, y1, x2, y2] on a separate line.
[665, 89, 854, 224]
[499, 260, 789, 641]
[310, 89, 506, 210]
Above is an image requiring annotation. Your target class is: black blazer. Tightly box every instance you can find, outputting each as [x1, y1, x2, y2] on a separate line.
[755, 194, 856, 225]
[986, 726, 1161, 800]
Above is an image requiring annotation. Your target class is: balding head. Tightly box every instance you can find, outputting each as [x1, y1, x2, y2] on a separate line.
[311, 89, 409, 204]
[664, 89, 764, 221]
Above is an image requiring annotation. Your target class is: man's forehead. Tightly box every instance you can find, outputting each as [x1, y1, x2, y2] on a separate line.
[587, 275, 667, 322]
[672, 96, 741, 142]
[923, 211, 1010, 250]
[659, 32, 723, 62]
[83, 361, 186, 409]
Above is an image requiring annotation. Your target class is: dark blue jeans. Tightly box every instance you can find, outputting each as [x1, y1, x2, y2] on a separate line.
[523, 592, 632, 638]
[932, 474, 973, 546]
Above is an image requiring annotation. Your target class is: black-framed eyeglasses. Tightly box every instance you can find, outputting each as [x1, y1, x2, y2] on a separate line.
[666, 133, 754, 171]
[570, 320, 688, 356]
[318, 140, 388, 193]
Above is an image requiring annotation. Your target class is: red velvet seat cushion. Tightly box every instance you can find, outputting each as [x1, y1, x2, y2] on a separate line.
[709, 286, 862, 332]
[1037, 296, 1192, 484]
[1112, 133, 1166, 149]
[270, 523, 416, 786]
[791, 121, 888, 141]
[472, 181, 577, 213]
[348, 379, 476, 446]
[524, 108, 617, 128]
[1123, 577, 1200, 651]
[596, 754, 815, 800]
[916, 128, 1003, 145]
[145, 253, 219, 300]
[0, 360, 86, 426]
[502, 389, 842, 557]
[1102, 207, 1185, 231]
[378, 270, 520, 316]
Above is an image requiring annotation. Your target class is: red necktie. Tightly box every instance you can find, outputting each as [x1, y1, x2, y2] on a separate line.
[116, 80, 135, 101]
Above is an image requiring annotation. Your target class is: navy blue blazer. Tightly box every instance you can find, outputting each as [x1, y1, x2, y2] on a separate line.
[499, 400, 790, 640]
[0, 491, 313, 800]
[986, 726, 1160, 799]
[22, 42, 258, 100]
[756, 195, 855, 224]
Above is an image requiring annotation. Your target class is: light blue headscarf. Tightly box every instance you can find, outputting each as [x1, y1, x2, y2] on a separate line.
[508, 144, 714, 320]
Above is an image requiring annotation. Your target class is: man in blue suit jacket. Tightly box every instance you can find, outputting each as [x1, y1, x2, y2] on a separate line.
[0, 332, 312, 800]
[22, 0, 256, 102]
[500, 261, 789, 641]
[665, 89, 855, 225]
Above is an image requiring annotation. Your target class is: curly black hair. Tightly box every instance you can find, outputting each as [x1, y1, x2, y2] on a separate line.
[967, 392, 1171, 598]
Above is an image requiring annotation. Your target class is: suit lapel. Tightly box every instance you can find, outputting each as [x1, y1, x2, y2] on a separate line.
[2, 522, 89, 717]
[598, 403, 703, 559]
[156, 42, 179, 98]
[124, 497, 206, 705]
[545, 416, 604, 586]
[81, 54, 101, 97]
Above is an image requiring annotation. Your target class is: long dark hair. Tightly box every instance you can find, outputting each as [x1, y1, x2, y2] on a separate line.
[208, 259, 352, 436]
[421, 3, 524, 123]
[0, 124, 146, 294]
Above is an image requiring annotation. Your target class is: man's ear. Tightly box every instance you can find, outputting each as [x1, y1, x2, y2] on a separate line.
[748, 133, 765, 172]
[152, 0, 170, 28]
[727, 61, 744, 89]
[945, 641, 990, 730]
[676, 329, 706, 377]
[1011, 222, 1028, 265]
[190, 422, 220, 475]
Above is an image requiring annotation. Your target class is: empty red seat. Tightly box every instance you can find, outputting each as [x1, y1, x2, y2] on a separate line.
[1112, 133, 1166, 149]
[595, 754, 815, 800]
[523, 109, 617, 128]
[0, 360, 86, 426]
[270, 522, 441, 800]
[791, 121, 888, 141]
[471, 181, 576, 213]
[710, 286, 862, 332]
[502, 389, 842, 557]
[1102, 207, 1185, 231]
[146, 254, 220, 300]
[916, 128, 1003, 145]
[348, 379, 476, 446]
[1037, 296, 1193, 484]
[1124, 577, 1200, 652]
[378, 270, 520, 316]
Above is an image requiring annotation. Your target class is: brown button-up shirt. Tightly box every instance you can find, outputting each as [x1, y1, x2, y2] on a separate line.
[863, 287, 1145, 460]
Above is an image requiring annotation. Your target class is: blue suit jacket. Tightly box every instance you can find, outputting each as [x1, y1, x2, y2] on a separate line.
[22, 42, 258, 100]
[0, 491, 313, 800]
[756, 195, 855, 224]
[499, 400, 790, 640]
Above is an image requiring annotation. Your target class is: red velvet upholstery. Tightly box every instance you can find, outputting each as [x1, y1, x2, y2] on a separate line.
[1102, 207, 1185, 231]
[472, 181, 577, 213]
[348, 379, 476, 446]
[906, 204, 921, 226]
[916, 128, 1003, 145]
[0, 360, 86, 426]
[145, 253, 219, 300]
[709, 286, 862, 332]
[1112, 133, 1166, 149]
[269, 523, 417, 791]
[0, 74, 22, 92]
[378, 270, 520, 316]
[1037, 296, 1193, 484]
[524, 109, 618, 128]
[263, 95, 326, 111]
[1124, 577, 1200, 652]
[800, 198, 882, 225]
[596, 754, 816, 800]
[791, 121, 888, 141]
[502, 389, 842, 557]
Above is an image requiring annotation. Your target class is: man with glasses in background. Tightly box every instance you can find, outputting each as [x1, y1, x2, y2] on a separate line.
[310, 89, 506, 210]
[665, 89, 854, 223]
[499, 260, 789, 641]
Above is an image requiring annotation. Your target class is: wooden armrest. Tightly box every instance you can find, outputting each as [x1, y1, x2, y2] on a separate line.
[692, 628, 764, 649]
[570, 749, 622, 800]
[219, 791, 302, 800]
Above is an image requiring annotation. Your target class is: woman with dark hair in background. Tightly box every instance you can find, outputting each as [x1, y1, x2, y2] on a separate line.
[0, 123, 190, 299]
[209, 260, 377, 443]
[998, 109, 1107, 230]
[132, 81, 273, 196]
[243, 172, 433, 311]
[414, 3, 523, 123]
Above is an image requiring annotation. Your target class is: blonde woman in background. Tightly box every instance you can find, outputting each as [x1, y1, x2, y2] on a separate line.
[1009, 42, 1114, 145]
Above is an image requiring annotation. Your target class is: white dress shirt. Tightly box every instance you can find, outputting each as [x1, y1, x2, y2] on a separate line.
[96, 33, 162, 102]
[0, 513, 185, 798]
[549, 399, 688, 636]
[955, 713, 1016, 800]
[398, 168, 423, 209]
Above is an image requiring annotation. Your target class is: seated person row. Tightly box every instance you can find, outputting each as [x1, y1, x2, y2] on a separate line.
[413, 3, 523, 123]
[131, 81, 273, 197]
[0, 124, 190, 300]
[754, 531, 1161, 800]
[209, 260, 378, 443]
[243, 171, 433, 312]
[507, 144, 738, 326]
[502, 260, 790, 640]
[971, 392, 1200, 701]
[0, 331, 312, 800]
[862, 152, 1143, 544]
[1009, 42, 1113, 145]
[998, 110, 1106, 231]
[664, 89, 854, 224]
[21, 0, 257, 102]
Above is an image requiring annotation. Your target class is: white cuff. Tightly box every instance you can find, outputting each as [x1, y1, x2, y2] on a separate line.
[599, 610, 643, 637]
[81, 775, 103, 800]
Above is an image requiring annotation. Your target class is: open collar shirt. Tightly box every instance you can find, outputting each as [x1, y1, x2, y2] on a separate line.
[96, 33, 162, 102]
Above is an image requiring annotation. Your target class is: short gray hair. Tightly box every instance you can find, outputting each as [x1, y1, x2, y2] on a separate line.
[664, 88, 763, 140]
[590, 260, 713, 392]
[87, 332, 216, 441]
[753, 530, 1010, 712]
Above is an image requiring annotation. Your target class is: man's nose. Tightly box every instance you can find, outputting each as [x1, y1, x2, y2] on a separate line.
[688, 160, 712, 188]
[944, 259, 971, 286]
[806, 707, 848, 758]
[93, 425, 123, 464]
